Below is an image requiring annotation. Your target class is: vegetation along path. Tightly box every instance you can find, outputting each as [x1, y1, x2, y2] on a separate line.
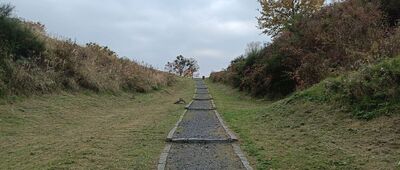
[158, 79, 252, 169]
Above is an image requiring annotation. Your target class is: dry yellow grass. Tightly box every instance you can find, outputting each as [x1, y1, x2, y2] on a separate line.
[0, 78, 193, 169]
[1, 19, 174, 96]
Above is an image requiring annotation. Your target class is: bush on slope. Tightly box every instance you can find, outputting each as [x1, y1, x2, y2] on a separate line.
[0, 5, 174, 96]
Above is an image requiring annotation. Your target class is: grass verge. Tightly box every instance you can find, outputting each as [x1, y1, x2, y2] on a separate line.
[0, 78, 193, 169]
[207, 80, 400, 169]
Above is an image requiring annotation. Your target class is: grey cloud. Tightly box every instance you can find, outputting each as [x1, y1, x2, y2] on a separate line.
[10, 0, 270, 76]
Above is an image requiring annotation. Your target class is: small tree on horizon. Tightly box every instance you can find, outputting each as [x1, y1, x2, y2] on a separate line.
[0, 3, 14, 17]
[165, 55, 199, 77]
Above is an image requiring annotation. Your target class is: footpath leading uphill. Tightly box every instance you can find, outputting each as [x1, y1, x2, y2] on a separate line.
[158, 79, 252, 170]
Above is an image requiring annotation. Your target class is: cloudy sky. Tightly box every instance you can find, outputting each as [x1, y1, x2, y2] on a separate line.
[10, 0, 270, 76]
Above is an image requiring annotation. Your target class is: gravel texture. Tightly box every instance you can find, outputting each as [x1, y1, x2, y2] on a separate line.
[173, 110, 228, 139]
[187, 100, 214, 110]
[193, 93, 212, 100]
[194, 79, 205, 85]
[162, 79, 249, 170]
[195, 84, 208, 89]
[195, 88, 209, 94]
[166, 143, 245, 170]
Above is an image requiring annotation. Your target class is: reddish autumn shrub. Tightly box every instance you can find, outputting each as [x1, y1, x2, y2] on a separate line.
[212, 0, 399, 98]
[290, 0, 387, 88]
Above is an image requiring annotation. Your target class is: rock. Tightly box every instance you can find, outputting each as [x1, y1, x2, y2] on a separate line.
[174, 98, 186, 104]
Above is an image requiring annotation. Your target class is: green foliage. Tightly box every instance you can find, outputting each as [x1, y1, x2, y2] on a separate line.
[291, 81, 329, 103]
[0, 8, 45, 61]
[257, 0, 324, 36]
[0, 4, 48, 95]
[380, 0, 400, 26]
[207, 81, 395, 169]
[211, 41, 297, 98]
[325, 57, 400, 119]
[288, 56, 400, 120]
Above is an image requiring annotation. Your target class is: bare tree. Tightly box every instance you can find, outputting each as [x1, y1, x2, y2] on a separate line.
[165, 55, 199, 77]
[0, 4, 14, 17]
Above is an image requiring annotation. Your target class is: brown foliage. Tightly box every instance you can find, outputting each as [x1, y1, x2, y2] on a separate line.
[1, 20, 174, 96]
[212, 0, 400, 98]
[291, 0, 386, 88]
[258, 0, 324, 36]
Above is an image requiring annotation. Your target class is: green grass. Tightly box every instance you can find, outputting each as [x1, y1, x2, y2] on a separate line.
[0, 78, 194, 169]
[207, 80, 400, 169]
[323, 57, 400, 119]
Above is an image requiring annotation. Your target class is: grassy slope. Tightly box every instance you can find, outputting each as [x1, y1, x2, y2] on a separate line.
[207, 80, 400, 169]
[0, 78, 193, 169]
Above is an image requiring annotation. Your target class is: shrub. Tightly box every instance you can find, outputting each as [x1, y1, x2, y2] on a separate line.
[290, 0, 386, 88]
[0, 12, 45, 61]
[325, 57, 400, 119]
[380, 0, 400, 26]
[212, 0, 398, 99]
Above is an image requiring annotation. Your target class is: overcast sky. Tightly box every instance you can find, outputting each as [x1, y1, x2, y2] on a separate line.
[9, 0, 269, 76]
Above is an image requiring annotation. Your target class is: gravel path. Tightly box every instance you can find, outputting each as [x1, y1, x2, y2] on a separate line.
[195, 88, 209, 94]
[186, 100, 214, 110]
[195, 80, 206, 86]
[173, 110, 228, 139]
[166, 143, 245, 170]
[195, 84, 208, 89]
[193, 93, 213, 100]
[160, 79, 250, 170]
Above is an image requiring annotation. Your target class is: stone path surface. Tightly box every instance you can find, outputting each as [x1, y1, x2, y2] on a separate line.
[173, 110, 228, 140]
[158, 79, 252, 170]
[166, 143, 244, 170]
[195, 88, 209, 94]
[193, 93, 213, 100]
[185, 100, 215, 110]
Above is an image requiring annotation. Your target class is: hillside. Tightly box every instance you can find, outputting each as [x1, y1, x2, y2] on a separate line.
[0, 78, 193, 169]
[209, 56, 400, 168]
[1, 0, 400, 169]
[207, 79, 399, 169]
[211, 0, 399, 95]
[0, 4, 173, 97]
[0, 5, 189, 169]
[210, 0, 400, 118]
[207, 0, 400, 169]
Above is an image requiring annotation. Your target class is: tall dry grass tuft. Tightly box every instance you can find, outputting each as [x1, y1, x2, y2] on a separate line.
[0, 13, 175, 96]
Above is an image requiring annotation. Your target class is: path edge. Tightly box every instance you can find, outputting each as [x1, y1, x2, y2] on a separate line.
[232, 143, 253, 170]
[213, 110, 238, 141]
[166, 109, 188, 141]
[192, 93, 213, 100]
[157, 143, 172, 170]
[184, 100, 193, 109]
[195, 88, 209, 94]
[211, 100, 217, 110]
